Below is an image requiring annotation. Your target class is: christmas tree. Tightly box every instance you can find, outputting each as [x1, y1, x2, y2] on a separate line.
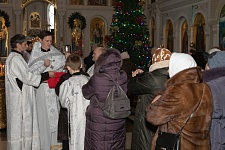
[107, 0, 151, 69]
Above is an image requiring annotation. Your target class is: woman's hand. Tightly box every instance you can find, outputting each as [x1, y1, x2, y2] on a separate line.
[132, 69, 144, 77]
[48, 71, 55, 77]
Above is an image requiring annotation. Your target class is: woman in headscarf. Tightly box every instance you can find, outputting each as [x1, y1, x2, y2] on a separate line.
[128, 48, 171, 150]
[146, 53, 213, 150]
[82, 48, 127, 150]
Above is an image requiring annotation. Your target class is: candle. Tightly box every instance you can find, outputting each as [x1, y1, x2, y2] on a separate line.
[2, 65, 4, 74]
[64, 45, 71, 53]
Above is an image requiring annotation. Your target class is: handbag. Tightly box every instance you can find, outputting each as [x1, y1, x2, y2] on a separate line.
[156, 131, 181, 150]
[155, 89, 203, 150]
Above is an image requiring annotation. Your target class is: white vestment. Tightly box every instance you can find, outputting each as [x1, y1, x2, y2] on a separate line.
[28, 42, 65, 150]
[5, 52, 41, 150]
[87, 64, 95, 77]
[59, 74, 90, 150]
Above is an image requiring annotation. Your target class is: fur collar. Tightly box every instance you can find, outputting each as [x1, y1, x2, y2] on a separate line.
[149, 60, 169, 72]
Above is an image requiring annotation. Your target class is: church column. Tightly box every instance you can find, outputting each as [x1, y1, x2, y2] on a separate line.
[211, 24, 219, 48]
[84, 0, 88, 5]
[83, 27, 90, 57]
[205, 26, 210, 52]
[57, 11, 65, 49]
[188, 17, 192, 46]
[107, 0, 111, 6]
[155, 5, 161, 47]
[14, 10, 22, 34]
[174, 21, 178, 52]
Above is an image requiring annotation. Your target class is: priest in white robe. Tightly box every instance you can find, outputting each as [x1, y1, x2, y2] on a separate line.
[28, 30, 65, 150]
[5, 34, 54, 150]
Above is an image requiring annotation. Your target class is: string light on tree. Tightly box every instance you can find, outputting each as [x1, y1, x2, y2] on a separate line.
[107, 0, 151, 69]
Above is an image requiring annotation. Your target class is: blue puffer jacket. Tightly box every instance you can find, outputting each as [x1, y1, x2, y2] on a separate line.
[203, 67, 225, 150]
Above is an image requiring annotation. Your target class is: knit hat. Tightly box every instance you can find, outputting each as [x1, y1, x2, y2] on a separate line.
[208, 51, 225, 68]
[121, 51, 130, 59]
[169, 53, 197, 77]
[152, 48, 171, 64]
[149, 48, 172, 72]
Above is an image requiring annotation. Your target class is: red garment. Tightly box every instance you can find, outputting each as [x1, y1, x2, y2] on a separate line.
[48, 72, 66, 88]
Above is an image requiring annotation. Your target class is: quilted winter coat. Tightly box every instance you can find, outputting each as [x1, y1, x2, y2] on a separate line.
[203, 66, 225, 150]
[146, 67, 213, 150]
[82, 48, 127, 150]
[127, 67, 169, 150]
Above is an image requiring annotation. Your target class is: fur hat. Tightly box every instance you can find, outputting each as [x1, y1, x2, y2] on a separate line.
[208, 51, 225, 68]
[149, 48, 172, 72]
[121, 51, 130, 59]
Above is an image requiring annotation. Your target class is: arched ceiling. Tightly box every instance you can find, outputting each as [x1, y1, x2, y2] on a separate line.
[21, 0, 57, 8]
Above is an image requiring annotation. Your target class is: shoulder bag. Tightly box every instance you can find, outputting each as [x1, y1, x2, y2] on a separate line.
[155, 88, 203, 150]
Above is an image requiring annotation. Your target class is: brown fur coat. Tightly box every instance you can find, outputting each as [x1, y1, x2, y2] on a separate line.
[146, 67, 212, 150]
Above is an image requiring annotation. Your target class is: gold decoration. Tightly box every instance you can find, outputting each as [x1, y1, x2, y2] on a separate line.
[111, 26, 119, 32]
[68, 12, 86, 30]
[0, 9, 10, 28]
[50, 144, 62, 150]
[135, 40, 142, 46]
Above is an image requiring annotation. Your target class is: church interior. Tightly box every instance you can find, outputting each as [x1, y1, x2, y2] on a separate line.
[0, 0, 225, 149]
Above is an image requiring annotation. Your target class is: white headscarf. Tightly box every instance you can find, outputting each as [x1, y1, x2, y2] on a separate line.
[121, 51, 130, 59]
[169, 53, 197, 78]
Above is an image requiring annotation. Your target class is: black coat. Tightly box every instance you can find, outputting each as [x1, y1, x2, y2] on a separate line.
[128, 67, 169, 150]
[84, 51, 94, 72]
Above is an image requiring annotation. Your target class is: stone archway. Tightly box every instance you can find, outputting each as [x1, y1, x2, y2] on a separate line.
[149, 17, 155, 48]
[22, 0, 57, 9]
[22, 0, 57, 42]
[166, 20, 173, 52]
[181, 20, 188, 53]
[193, 13, 206, 51]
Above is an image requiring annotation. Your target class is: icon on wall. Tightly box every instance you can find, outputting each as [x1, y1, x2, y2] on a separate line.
[0, 17, 8, 57]
[71, 19, 83, 50]
[90, 18, 105, 46]
[30, 12, 41, 29]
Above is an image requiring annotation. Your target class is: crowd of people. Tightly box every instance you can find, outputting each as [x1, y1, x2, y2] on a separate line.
[4, 30, 225, 150]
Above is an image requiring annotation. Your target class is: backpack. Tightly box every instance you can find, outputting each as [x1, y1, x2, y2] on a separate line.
[95, 73, 131, 119]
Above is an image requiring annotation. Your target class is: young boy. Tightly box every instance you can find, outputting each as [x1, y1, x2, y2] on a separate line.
[59, 54, 90, 150]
